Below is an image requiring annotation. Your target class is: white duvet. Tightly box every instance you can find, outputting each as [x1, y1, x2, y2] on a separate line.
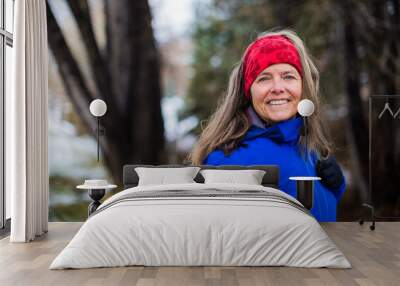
[50, 183, 351, 269]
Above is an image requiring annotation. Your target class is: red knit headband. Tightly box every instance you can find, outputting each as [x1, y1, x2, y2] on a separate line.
[243, 35, 303, 99]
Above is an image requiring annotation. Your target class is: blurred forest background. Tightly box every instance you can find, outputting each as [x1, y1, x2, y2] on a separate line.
[46, 0, 400, 221]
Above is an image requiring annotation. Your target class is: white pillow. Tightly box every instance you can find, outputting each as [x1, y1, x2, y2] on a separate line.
[200, 169, 266, 185]
[135, 167, 200, 186]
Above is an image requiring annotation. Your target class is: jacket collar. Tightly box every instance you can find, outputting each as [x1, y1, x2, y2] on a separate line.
[245, 106, 303, 143]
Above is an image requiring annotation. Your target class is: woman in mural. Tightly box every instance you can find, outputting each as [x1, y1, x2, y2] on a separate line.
[189, 29, 345, 222]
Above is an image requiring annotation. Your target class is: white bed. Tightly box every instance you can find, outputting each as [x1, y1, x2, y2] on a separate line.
[50, 182, 351, 269]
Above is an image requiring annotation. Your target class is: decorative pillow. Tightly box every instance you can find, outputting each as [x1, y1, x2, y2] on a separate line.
[200, 169, 266, 185]
[135, 167, 201, 186]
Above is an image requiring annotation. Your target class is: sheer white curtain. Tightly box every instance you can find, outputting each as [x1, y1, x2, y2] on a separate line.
[6, 0, 48, 242]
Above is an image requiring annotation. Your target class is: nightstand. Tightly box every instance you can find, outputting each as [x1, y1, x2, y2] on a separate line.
[77, 180, 117, 216]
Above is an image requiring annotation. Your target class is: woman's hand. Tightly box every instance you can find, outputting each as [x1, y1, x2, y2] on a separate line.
[316, 156, 344, 190]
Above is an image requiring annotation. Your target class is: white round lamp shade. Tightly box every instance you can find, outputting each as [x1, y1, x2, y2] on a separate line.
[89, 99, 107, 117]
[297, 99, 315, 117]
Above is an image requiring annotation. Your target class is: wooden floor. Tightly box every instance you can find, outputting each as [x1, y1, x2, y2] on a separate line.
[0, 222, 399, 286]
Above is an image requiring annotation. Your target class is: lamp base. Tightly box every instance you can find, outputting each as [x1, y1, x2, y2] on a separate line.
[88, 189, 105, 216]
[296, 180, 314, 210]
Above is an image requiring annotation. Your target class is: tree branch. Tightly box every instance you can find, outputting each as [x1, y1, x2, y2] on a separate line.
[66, 0, 118, 113]
[47, 3, 112, 159]
[48, 0, 165, 185]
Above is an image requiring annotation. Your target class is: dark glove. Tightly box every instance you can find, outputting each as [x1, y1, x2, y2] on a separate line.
[316, 155, 344, 190]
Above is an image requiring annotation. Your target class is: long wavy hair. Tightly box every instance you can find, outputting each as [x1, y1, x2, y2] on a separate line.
[188, 29, 333, 165]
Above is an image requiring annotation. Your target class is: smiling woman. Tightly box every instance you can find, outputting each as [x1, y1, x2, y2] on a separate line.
[251, 64, 302, 123]
[188, 29, 346, 222]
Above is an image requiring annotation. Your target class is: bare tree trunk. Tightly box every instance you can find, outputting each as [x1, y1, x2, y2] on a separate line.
[47, 0, 165, 186]
[46, 5, 96, 136]
[105, 0, 165, 165]
[337, 0, 369, 199]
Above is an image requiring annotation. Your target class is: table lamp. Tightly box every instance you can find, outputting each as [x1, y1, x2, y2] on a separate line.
[89, 99, 107, 161]
[291, 99, 318, 210]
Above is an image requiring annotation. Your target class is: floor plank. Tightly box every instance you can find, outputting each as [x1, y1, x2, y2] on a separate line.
[0, 222, 399, 286]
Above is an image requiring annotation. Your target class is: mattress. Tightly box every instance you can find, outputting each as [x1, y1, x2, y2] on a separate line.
[50, 183, 351, 269]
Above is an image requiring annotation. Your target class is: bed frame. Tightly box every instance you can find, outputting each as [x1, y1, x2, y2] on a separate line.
[123, 165, 280, 189]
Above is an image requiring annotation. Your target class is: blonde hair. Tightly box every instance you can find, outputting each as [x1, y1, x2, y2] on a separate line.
[188, 29, 333, 165]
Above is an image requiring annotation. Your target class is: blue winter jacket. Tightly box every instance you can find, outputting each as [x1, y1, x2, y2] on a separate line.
[203, 116, 346, 222]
